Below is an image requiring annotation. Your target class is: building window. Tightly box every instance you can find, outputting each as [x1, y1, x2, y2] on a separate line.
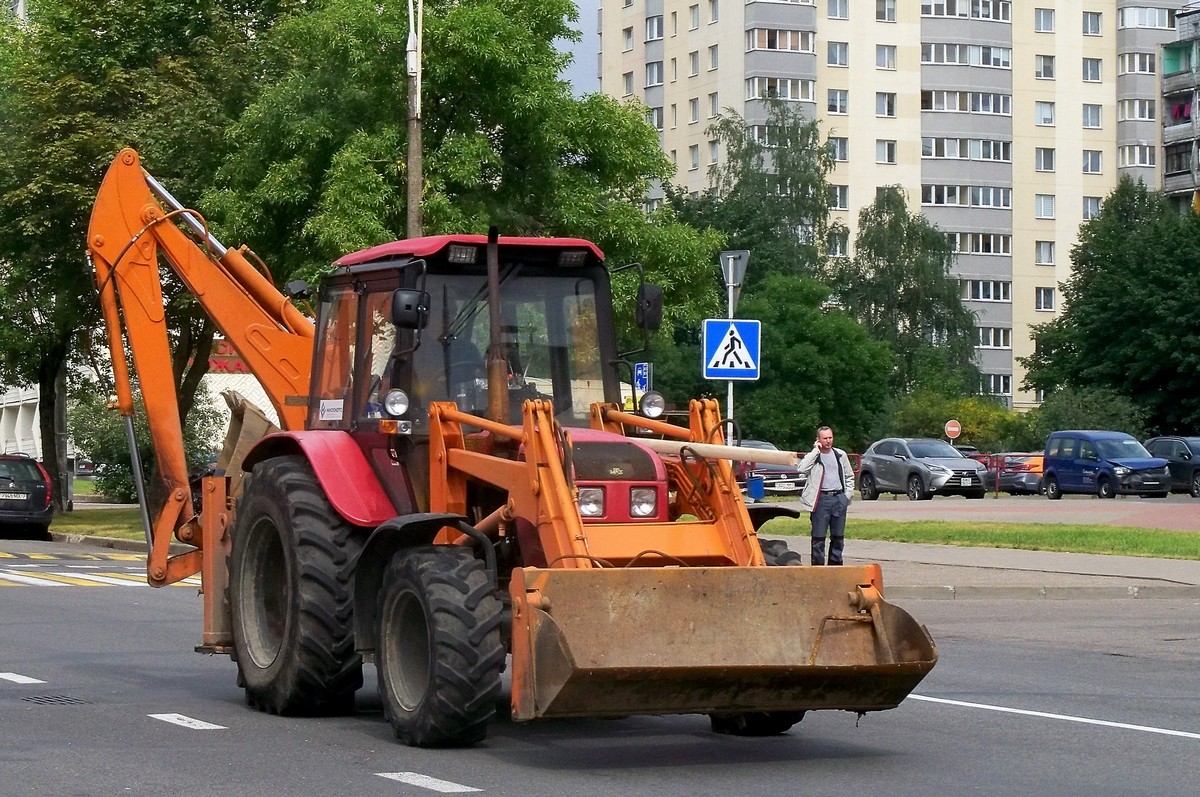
[1035, 101, 1055, 125]
[1082, 196, 1102, 220]
[709, 140, 719, 165]
[746, 77, 814, 101]
[689, 97, 700, 123]
[969, 185, 1011, 207]
[1118, 145, 1156, 167]
[876, 140, 897, 163]
[709, 45, 719, 70]
[828, 184, 849, 210]
[1034, 8, 1054, 31]
[1118, 98, 1156, 121]
[689, 51, 699, 76]
[708, 92, 719, 118]
[828, 0, 848, 19]
[623, 27, 634, 51]
[1083, 11, 1102, 36]
[689, 4, 700, 29]
[708, 0, 719, 23]
[689, 144, 700, 170]
[1035, 54, 1055, 79]
[983, 374, 1012, 396]
[876, 92, 896, 117]
[877, 0, 896, 21]
[1165, 145, 1192, 176]
[977, 327, 1012, 348]
[829, 137, 849, 161]
[967, 280, 1012, 302]
[923, 184, 965, 206]
[950, 232, 1012, 255]
[828, 89, 848, 114]
[1035, 241, 1055, 265]
[1118, 52, 1155, 74]
[1082, 57, 1102, 81]
[1035, 194, 1055, 219]
[828, 229, 849, 257]
[1117, 7, 1174, 30]
[1082, 150, 1102, 174]
[877, 44, 896, 69]
[1082, 104, 1102, 128]
[623, 72, 634, 96]
[747, 28, 815, 53]
[646, 61, 664, 87]
[828, 41, 849, 66]
[647, 106, 664, 130]
[1036, 287, 1055, 311]
[1035, 148, 1056, 173]
[646, 16, 664, 41]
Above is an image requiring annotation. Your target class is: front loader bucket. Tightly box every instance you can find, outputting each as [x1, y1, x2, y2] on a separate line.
[509, 565, 936, 721]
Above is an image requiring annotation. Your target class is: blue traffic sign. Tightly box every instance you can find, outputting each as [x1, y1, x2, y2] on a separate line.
[702, 319, 760, 381]
[634, 362, 650, 393]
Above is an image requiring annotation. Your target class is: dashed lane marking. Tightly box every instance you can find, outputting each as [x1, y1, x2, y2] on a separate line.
[1, 672, 46, 684]
[377, 773, 482, 793]
[148, 714, 227, 730]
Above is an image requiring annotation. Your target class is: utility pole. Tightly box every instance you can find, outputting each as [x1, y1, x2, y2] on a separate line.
[719, 250, 750, 421]
[405, 0, 423, 238]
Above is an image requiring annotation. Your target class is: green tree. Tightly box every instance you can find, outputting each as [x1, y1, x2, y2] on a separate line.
[881, 391, 1034, 452]
[0, 0, 278, 509]
[204, 0, 719, 325]
[1021, 176, 1200, 432]
[730, 274, 893, 450]
[667, 98, 837, 289]
[832, 186, 978, 394]
[1025, 387, 1149, 445]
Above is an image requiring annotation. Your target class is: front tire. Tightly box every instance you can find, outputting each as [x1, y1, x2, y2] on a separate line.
[229, 456, 364, 716]
[376, 546, 505, 747]
[859, 472, 879, 501]
[1190, 470, 1200, 498]
[1097, 478, 1115, 499]
[907, 474, 926, 501]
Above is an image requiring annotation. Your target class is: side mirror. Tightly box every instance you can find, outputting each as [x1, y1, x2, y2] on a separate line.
[636, 284, 663, 331]
[392, 289, 429, 330]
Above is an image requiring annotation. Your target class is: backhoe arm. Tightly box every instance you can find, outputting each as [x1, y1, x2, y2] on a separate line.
[86, 148, 315, 586]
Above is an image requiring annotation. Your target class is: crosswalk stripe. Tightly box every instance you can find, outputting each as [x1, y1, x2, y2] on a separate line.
[0, 571, 68, 586]
[0, 569, 201, 587]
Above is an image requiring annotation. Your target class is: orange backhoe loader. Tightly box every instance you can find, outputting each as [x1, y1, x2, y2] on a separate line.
[87, 148, 936, 747]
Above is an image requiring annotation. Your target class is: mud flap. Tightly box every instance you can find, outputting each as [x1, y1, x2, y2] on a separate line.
[509, 565, 937, 721]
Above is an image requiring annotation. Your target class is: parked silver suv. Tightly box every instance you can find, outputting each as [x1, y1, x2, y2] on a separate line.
[858, 437, 988, 500]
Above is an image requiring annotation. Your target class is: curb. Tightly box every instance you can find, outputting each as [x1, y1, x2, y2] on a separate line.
[889, 585, 1200, 600]
[49, 532, 196, 556]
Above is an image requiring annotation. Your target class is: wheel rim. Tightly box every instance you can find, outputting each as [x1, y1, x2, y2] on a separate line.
[242, 517, 289, 668]
[383, 588, 431, 711]
[908, 476, 920, 500]
[1192, 473, 1200, 495]
[862, 475, 874, 497]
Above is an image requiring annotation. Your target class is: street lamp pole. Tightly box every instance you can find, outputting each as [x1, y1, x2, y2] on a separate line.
[405, 0, 423, 238]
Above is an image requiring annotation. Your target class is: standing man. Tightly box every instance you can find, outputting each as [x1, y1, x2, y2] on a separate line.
[797, 426, 855, 565]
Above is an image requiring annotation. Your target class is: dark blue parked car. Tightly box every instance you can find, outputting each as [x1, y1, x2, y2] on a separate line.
[1042, 431, 1169, 499]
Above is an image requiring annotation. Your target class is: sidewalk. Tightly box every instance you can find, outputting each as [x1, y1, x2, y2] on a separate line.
[766, 537, 1200, 600]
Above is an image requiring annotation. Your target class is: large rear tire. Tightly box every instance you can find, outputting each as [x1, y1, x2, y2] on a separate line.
[707, 538, 805, 737]
[229, 455, 363, 716]
[377, 545, 505, 747]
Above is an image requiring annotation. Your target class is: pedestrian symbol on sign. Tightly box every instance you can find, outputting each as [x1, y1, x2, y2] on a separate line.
[702, 319, 761, 381]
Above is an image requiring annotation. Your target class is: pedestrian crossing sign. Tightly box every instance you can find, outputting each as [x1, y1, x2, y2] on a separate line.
[702, 319, 761, 381]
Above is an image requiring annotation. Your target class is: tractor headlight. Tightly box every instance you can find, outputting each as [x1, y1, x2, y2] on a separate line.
[578, 487, 605, 517]
[630, 487, 657, 517]
[383, 389, 410, 417]
[639, 390, 666, 418]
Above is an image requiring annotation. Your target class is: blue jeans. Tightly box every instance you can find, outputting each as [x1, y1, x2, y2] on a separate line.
[810, 491, 846, 565]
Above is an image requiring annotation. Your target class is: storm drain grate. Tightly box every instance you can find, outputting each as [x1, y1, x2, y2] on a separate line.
[21, 694, 91, 706]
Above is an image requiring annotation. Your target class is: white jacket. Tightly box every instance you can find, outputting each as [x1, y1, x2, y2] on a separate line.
[797, 446, 855, 512]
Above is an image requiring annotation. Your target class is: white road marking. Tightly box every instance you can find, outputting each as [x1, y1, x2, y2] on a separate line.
[0, 672, 46, 684]
[49, 571, 146, 586]
[912, 694, 1200, 739]
[0, 570, 67, 586]
[377, 772, 482, 792]
[148, 713, 227, 730]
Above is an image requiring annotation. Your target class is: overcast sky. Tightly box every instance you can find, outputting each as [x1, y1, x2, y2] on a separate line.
[559, 0, 601, 95]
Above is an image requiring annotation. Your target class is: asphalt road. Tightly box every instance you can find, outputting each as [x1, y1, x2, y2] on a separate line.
[2, 539, 1198, 796]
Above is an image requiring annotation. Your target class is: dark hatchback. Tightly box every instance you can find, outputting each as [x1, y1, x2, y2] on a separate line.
[0, 453, 54, 535]
[734, 440, 806, 495]
[1143, 436, 1200, 497]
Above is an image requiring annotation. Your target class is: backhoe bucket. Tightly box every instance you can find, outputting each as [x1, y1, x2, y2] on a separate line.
[509, 564, 936, 721]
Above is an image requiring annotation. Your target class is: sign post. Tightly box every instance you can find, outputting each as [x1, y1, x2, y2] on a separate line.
[718, 250, 750, 421]
[944, 419, 962, 440]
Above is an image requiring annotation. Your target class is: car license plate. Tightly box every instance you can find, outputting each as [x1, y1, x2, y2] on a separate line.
[959, 478, 971, 486]
[775, 482, 795, 490]
[0, 492, 27, 500]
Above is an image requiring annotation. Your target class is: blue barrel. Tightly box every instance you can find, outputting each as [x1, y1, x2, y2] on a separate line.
[746, 475, 765, 501]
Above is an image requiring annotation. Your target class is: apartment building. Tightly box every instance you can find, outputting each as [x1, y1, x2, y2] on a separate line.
[1162, 4, 1200, 211]
[597, 0, 1185, 409]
